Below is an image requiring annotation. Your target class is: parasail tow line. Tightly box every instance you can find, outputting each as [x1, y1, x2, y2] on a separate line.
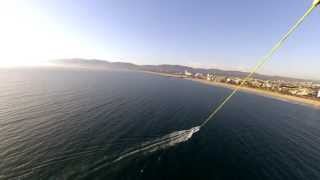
[200, 1, 319, 128]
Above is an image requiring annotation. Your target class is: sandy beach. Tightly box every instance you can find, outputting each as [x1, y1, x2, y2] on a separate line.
[143, 71, 320, 109]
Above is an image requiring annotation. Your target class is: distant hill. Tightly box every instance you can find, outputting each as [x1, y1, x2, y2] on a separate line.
[53, 59, 316, 83]
[53, 59, 139, 69]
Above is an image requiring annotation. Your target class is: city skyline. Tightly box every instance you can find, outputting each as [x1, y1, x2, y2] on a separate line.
[1, 0, 320, 80]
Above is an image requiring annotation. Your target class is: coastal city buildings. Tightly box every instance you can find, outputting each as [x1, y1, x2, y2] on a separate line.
[214, 76, 227, 83]
[178, 70, 320, 100]
[194, 73, 205, 79]
[288, 88, 313, 96]
[166, 68, 319, 100]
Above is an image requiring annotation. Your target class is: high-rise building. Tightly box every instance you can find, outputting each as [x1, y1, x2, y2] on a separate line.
[184, 70, 193, 76]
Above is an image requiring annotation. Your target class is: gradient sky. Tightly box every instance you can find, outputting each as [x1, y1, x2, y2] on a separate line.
[1, 0, 319, 79]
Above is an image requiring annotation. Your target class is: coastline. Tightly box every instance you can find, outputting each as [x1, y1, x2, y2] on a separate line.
[142, 71, 320, 109]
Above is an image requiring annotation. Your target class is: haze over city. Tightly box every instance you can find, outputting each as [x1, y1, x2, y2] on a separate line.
[1, 0, 320, 80]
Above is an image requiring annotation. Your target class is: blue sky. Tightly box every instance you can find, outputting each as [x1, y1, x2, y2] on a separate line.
[1, 0, 320, 79]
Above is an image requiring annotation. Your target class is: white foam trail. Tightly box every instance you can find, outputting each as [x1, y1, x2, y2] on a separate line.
[114, 126, 200, 162]
[5, 127, 201, 179]
[83, 126, 201, 178]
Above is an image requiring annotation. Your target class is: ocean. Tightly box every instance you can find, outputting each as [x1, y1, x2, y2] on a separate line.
[1, 68, 320, 180]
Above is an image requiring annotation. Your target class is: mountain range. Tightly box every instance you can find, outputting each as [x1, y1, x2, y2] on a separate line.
[53, 59, 318, 83]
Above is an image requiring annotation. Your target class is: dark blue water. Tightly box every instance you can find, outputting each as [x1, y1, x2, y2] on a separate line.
[1, 68, 320, 180]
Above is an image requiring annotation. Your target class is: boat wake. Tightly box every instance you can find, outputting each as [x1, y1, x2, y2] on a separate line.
[82, 126, 201, 178]
[114, 126, 200, 162]
[6, 126, 200, 179]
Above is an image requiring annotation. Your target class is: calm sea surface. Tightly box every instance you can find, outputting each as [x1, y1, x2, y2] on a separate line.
[1, 68, 320, 180]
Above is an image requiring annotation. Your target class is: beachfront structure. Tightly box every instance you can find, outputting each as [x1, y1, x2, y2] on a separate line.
[262, 81, 273, 89]
[288, 88, 313, 96]
[184, 70, 193, 77]
[214, 76, 227, 82]
[207, 73, 215, 81]
[317, 90, 320, 98]
[246, 79, 263, 88]
[226, 77, 242, 85]
[194, 73, 205, 79]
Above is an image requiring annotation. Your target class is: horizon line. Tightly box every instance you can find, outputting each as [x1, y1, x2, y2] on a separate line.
[50, 58, 320, 82]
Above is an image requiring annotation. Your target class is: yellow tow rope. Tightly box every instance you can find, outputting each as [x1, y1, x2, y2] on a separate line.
[200, 2, 319, 128]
